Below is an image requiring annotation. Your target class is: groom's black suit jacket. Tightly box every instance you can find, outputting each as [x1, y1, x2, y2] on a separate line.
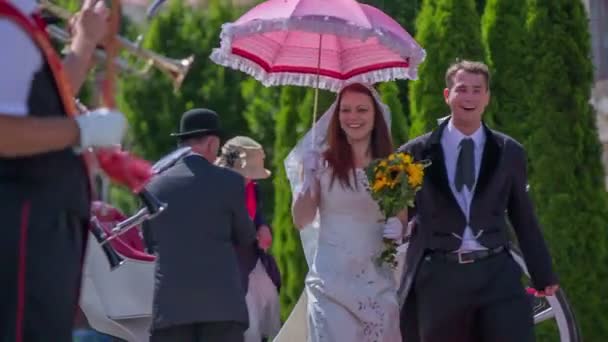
[397, 119, 558, 307]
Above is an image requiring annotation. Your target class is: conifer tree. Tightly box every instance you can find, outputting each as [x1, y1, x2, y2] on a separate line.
[271, 87, 318, 319]
[524, 1, 608, 339]
[361, 0, 422, 138]
[481, 0, 530, 135]
[408, 0, 485, 137]
[378, 82, 409, 146]
[241, 80, 282, 219]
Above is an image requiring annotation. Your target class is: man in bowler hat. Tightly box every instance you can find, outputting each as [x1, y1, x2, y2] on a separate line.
[143, 108, 257, 342]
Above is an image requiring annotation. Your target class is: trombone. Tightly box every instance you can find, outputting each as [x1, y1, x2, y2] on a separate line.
[71, 100, 169, 271]
[39, 0, 194, 90]
[89, 190, 167, 270]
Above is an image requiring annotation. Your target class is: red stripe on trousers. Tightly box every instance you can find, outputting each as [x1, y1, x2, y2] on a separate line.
[16, 200, 31, 342]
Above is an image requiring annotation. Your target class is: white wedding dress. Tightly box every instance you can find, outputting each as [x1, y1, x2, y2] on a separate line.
[274, 167, 403, 342]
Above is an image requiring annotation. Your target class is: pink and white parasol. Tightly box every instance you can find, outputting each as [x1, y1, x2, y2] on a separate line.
[210, 0, 426, 92]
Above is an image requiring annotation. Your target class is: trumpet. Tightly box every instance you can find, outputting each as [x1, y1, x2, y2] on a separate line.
[39, 0, 194, 90]
[47, 25, 141, 76]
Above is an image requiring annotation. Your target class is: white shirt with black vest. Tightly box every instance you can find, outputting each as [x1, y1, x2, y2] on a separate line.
[440, 118, 488, 252]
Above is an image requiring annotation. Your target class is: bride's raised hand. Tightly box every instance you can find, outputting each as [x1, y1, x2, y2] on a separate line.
[293, 150, 322, 229]
[301, 149, 322, 198]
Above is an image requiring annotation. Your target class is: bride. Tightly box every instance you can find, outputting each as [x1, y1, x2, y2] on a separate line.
[276, 83, 408, 341]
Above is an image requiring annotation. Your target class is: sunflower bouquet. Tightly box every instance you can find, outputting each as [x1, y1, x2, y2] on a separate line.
[364, 152, 430, 268]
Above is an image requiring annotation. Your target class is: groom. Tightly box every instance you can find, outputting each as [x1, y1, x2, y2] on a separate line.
[397, 60, 559, 342]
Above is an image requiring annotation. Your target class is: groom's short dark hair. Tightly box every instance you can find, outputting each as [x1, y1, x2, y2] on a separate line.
[445, 60, 490, 90]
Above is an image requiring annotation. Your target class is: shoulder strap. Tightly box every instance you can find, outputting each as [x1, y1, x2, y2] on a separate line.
[0, 1, 77, 116]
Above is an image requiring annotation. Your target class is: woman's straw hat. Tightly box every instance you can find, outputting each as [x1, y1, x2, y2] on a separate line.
[216, 136, 271, 180]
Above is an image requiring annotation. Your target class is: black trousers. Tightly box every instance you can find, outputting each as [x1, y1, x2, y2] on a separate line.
[0, 198, 86, 342]
[150, 321, 247, 342]
[404, 250, 535, 342]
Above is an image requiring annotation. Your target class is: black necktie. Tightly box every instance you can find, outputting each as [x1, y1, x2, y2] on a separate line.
[455, 138, 475, 192]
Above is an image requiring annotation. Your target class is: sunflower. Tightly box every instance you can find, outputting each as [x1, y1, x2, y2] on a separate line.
[398, 153, 413, 165]
[386, 165, 403, 188]
[406, 163, 424, 188]
[372, 176, 389, 192]
[364, 151, 431, 269]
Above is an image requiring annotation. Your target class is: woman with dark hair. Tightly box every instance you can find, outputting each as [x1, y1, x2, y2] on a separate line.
[276, 83, 407, 341]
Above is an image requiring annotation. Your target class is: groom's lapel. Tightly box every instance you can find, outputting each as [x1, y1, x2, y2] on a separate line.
[423, 119, 503, 203]
[424, 119, 458, 203]
[473, 124, 503, 199]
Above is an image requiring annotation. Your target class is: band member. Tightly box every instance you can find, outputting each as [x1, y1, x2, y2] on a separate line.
[0, 0, 127, 340]
[216, 136, 282, 342]
[144, 108, 256, 342]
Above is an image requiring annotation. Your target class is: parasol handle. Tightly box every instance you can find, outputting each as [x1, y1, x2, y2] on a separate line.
[311, 33, 323, 147]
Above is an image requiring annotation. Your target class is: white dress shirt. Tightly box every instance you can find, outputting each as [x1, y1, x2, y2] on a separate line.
[441, 118, 487, 252]
[0, 0, 44, 117]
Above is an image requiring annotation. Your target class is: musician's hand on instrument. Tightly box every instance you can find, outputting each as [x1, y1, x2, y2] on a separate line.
[74, 108, 127, 151]
[71, 0, 109, 47]
[257, 225, 272, 251]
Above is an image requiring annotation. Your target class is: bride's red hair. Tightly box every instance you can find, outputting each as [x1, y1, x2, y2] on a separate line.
[323, 83, 393, 190]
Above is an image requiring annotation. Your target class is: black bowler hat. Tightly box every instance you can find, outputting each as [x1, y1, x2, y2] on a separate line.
[170, 108, 221, 139]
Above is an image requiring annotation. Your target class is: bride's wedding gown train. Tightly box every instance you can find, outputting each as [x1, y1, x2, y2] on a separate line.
[274, 169, 404, 342]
